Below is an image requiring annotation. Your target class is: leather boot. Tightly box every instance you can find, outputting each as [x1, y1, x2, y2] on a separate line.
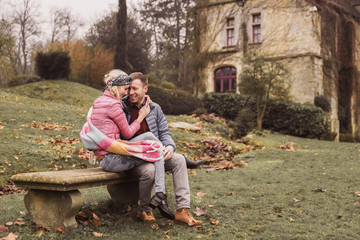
[149, 192, 175, 219]
[175, 208, 202, 226]
[183, 155, 203, 169]
[137, 210, 156, 222]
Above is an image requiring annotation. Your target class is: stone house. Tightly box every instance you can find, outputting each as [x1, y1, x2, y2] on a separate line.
[195, 0, 360, 139]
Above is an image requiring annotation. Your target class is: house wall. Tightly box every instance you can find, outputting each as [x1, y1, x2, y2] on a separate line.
[198, 0, 360, 138]
[199, 0, 321, 100]
[352, 23, 360, 138]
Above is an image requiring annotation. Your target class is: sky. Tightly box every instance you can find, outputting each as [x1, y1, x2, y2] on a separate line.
[1, 0, 144, 40]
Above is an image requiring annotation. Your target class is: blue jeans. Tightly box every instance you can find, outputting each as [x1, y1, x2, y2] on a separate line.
[100, 132, 165, 194]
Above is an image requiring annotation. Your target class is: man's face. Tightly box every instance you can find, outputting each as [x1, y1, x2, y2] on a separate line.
[128, 79, 148, 106]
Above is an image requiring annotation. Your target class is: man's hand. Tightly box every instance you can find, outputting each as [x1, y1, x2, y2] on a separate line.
[163, 146, 174, 160]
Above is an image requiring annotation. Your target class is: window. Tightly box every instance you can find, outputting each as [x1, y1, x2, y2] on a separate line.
[214, 67, 236, 93]
[252, 13, 261, 43]
[226, 18, 235, 46]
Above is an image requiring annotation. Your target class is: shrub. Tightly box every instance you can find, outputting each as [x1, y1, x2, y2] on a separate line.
[200, 93, 256, 119]
[35, 50, 71, 80]
[160, 81, 176, 90]
[263, 100, 330, 139]
[8, 74, 31, 87]
[147, 85, 203, 115]
[314, 95, 331, 112]
[201, 93, 330, 139]
[339, 134, 355, 142]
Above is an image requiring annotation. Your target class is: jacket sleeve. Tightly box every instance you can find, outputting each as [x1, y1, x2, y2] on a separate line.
[108, 102, 140, 140]
[155, 105, 176, 151]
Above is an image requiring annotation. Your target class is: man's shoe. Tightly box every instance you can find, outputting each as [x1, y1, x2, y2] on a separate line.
[137, 210, 156, 222]
[183, 155, 203, 169]
[175, 208, 202, 226]
[149, 192, 175, 219]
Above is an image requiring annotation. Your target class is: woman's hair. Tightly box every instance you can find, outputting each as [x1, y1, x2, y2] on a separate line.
[104, 69, 128, 96]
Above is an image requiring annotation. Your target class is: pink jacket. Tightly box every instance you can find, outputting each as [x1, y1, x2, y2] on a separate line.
[91, 90, 140, 155]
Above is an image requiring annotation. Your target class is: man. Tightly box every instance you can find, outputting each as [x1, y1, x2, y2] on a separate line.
[124, 72, 202, 226]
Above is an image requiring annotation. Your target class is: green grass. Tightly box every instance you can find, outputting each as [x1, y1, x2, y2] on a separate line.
[1, 81, 360, 239]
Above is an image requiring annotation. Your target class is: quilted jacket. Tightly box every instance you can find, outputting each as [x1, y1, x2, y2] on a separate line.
[91, 90, 140, 155]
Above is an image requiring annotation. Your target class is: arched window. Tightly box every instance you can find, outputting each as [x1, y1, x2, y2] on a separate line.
[214, 67, 236, 93]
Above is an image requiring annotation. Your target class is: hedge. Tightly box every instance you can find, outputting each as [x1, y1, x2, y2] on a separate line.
[147, 85, 203, 115]
[201, 93, 330, 139]
[35, 50, 70, 80]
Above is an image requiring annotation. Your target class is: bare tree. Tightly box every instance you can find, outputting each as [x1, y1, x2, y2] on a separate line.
[50, 7, 83, 43]
[11, 0, 41, 74]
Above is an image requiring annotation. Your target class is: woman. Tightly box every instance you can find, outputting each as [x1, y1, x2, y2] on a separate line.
[81, 69, 174, 220]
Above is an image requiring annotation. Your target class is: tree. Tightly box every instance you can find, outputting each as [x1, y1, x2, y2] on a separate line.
[0, 19, 16, 87]
[49, 7, 83, 43]
[114, 0, 130, 72]
[139, 0, 196, 90]
[239, 51, 290, 130]
[85, 11, 151, 73]
[11, 0, 41, 74]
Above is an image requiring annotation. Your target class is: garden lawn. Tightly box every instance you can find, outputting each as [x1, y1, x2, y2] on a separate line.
[1, 81, 360, 239]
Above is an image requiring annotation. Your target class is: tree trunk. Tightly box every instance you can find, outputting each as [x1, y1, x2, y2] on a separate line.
[114, 0, 128, 72]
[257, 119, 263, 130]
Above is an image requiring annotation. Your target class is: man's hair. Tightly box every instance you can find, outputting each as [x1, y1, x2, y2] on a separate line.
[130, 72, 148, 86]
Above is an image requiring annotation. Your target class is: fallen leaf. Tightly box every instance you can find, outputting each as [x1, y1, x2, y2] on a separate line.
[151, 223, 159, 230]
[126, 205, 132, 212]
[36, 227, 50, 236]
[289, 218, 295, 222]
[92, 213, 102, 227]
[295, 209, 303, 213]
[354, 192, 360, 197]
[0, 232, 18, 240]
[292, 198, 300, 203]
[123, 215, 133, 221]
[57, 228, 66, 234]
[210, 220, 219, 226]
[208, 205, 214, 208]
[5, 222, 12, 227]
[193, 207, 207, 216]
[92, 232, 103, 237]
[0, 126, 4, 129]
[0, 225, 9, 233]
[13, 221, 25, 225]
[196, 190, 207, 197]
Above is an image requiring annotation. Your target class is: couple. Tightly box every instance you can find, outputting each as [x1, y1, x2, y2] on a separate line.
[81, 69, 202, 226]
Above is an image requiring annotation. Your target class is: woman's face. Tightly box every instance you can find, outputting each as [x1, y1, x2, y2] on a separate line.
[116, 85, 130, 99]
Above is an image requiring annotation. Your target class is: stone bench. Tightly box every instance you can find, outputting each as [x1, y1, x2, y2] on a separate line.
[11, 167, 139, 228]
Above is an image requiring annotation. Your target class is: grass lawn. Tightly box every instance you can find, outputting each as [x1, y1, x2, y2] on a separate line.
[1, 81, 360, 239]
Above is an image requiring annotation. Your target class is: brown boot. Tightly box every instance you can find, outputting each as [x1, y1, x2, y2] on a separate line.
[175, 208, 202, 226]
[137, 210, 156, 222]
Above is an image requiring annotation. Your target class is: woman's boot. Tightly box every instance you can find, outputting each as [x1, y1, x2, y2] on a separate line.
[149, 192, 175, 219]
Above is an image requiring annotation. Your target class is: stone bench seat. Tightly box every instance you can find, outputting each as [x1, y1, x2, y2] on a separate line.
[11, 167, 139, 228]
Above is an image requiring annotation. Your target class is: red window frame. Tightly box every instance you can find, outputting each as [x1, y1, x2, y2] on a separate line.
[214, 67, 236, 93]
[252, 14, 261, 43]
[226, 18, 235, 46]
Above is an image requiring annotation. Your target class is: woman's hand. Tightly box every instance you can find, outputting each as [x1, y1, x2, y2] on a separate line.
[145, 95, 152, 104]
[137, 100, 150, 122]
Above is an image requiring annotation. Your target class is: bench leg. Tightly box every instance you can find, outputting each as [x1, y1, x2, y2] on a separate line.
[24, 189, 83, 228]
[107, 180, 139, 204]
